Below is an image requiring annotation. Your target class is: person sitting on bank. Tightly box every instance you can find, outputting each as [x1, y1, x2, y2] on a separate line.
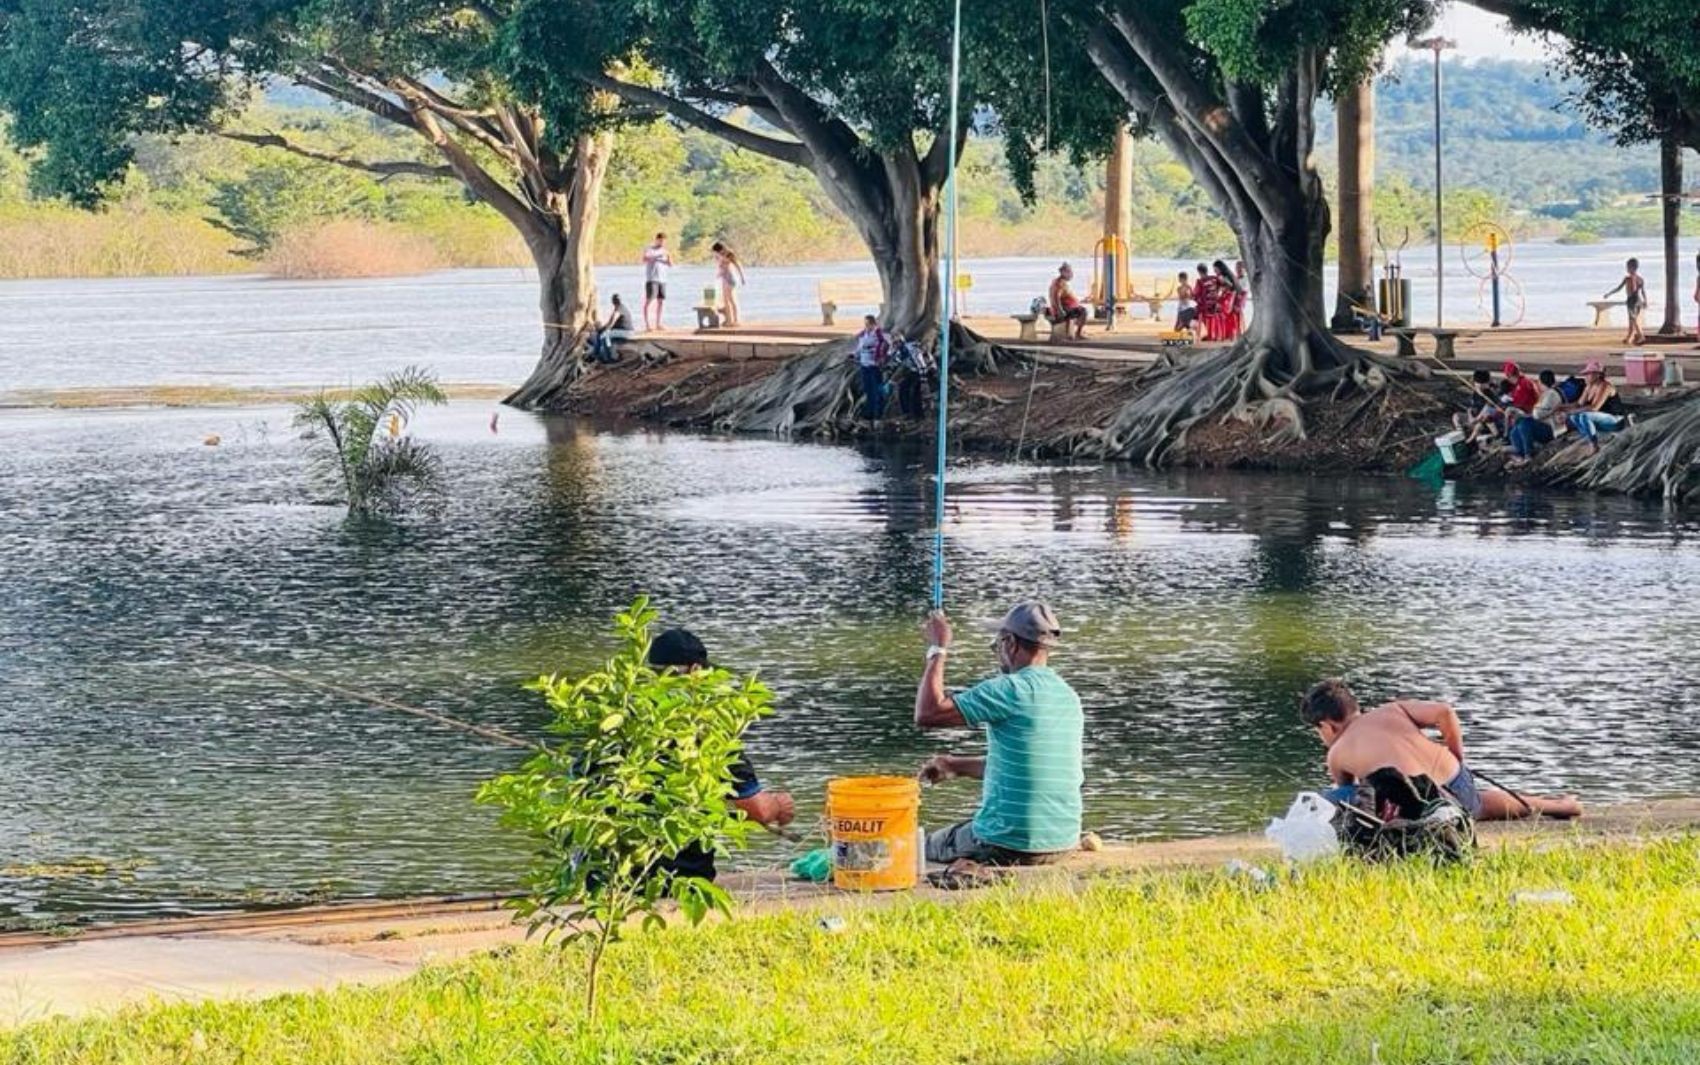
[1453, 368, 1505, 442]
[647, 628, 796, 881]
[588, 294, 634, 364]
[1501, 361, 1540, 414]
[1567, 360, 1629, 452]
[1174, 271, 1198, 334]
[1299, 678, 1581, 822]
[913, 603, 1085, 866]
[1048, 263, 1088, 340]
[1507, 369, 1564, 467]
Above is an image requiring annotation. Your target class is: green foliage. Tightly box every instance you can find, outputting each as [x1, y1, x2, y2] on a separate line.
[475, 597, 774, 1016]
[292, 366, 448, 516]
[208, 155, 386, 255]
[1496, 0, 1700, 150]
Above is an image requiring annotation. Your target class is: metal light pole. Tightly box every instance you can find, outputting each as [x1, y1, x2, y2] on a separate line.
[1412, 36, 1455, 327]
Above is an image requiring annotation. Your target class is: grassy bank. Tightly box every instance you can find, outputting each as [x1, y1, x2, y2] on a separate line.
[7, 837, 1699, 1062]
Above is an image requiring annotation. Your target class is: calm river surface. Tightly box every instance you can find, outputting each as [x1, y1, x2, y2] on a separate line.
[0, 239, 1686, 393]
[3, 258, 1700, 927]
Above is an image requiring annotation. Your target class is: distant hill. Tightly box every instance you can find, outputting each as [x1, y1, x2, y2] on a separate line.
[1319, 58, 1669, 215]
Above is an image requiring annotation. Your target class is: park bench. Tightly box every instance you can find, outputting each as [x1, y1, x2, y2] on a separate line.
[817, 277, 884, 326]
[1010, 312, 1071, 343]
[1586, 300, 1621, 328]
[694, 287, 724, 330]
[1389, 327, 1480, 361]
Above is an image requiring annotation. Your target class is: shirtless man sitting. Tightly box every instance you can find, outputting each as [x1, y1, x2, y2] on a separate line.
[1299, 678, 1581, 821]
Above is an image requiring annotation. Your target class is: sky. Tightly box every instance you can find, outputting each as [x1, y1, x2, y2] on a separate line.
[1397, 6, 1557, 63]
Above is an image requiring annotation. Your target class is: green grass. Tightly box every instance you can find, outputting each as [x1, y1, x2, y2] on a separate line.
[8, 838, 1700, 1063]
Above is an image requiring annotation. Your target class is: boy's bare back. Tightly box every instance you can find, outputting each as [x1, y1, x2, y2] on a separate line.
[1327, 700, 1461, 785]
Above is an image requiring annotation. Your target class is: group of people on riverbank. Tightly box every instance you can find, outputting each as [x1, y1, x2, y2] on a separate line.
[851, 314, 935, 421]
[1174, 260, 1249, 341]
[656, 599, 1581, 880]
[1453, 359, 1629, 466]
[589, 233, 749, 359]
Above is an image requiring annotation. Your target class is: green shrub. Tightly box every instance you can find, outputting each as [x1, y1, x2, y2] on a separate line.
[476, 597, 775, 1016]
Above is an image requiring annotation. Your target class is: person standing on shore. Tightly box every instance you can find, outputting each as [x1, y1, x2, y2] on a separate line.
[710, 242, 747, 327]
[853, 314, 889, 420]
[642, 232, 673, 331]
[913, 604, 1085, 866]
[1603, 258, 1647, 346]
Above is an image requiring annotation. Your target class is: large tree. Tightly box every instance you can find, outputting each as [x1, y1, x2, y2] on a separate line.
[521, 0, 993, 337]
[1475, 0, 1700, 337]
[0, 0, 613, 409]
[985, 0, 1436, 461]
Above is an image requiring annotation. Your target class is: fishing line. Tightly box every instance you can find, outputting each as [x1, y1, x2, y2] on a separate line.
[196, 655, 804, 841]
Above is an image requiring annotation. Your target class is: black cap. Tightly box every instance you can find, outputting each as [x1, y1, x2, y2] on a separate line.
[648, 628, 708, 669]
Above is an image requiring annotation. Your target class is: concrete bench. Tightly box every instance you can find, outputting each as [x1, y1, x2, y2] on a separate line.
[1012, 312, 1072, 343]
[1587, 300, 1621, 328]
[817, 278, 884, 326]
[1390, 327, 1479, 361]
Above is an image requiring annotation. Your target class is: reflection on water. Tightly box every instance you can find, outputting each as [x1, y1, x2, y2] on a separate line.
[2, 403, 1698, 925]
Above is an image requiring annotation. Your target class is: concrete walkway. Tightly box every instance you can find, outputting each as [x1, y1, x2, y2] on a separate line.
[3, 798, 1696, 1029]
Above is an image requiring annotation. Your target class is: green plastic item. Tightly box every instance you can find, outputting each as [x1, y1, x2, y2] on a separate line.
[789, 848, 833, 883]
[1407, 450, 1447, 485]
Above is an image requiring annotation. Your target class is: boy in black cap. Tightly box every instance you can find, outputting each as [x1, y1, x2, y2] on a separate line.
[647, 628, 795, 880]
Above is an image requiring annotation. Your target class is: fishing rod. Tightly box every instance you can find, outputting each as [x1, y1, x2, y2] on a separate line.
[1468, 765, 1536, 817]
[197, 655, 805, 842]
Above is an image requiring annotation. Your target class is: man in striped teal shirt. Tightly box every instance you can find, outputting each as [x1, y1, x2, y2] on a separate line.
[914, 602, 1084, 865]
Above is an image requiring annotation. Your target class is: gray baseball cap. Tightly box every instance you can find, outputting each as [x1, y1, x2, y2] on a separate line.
[999, 602, 1062, 648]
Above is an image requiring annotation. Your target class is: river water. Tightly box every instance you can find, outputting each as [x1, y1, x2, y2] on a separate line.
[0, 239, 1689, 394]
[4, 251, 1700, 927]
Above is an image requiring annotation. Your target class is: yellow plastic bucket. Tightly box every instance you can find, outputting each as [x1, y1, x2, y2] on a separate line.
[826, 776, 920, 891]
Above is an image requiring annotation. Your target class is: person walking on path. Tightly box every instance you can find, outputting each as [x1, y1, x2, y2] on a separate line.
[853, 314, 889, 420]
[711, 242, 747, 327]
[1604, 257, 1648, 346]
[913, 603, 1085, 866]
[641, 232, 673, 331]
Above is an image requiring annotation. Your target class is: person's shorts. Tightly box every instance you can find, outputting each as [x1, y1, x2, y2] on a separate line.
[645, 280, 667, 300]
[1060, 305, 1087, 323]
[1445, 765, 1485, 819]
[1176, 307, 1198, 328]
[925, 819, 1071, 867]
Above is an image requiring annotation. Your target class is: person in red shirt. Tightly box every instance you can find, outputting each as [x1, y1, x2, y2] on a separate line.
[1502, 361, 1540, 413]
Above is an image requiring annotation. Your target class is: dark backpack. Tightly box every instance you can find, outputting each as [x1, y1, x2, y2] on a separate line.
[1333, 768, 1476, 863]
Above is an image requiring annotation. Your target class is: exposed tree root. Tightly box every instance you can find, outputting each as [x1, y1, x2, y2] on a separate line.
[706, 326, 1031, 436]
[503, 333, 590, 410]
[1059, 331, 1418, 466]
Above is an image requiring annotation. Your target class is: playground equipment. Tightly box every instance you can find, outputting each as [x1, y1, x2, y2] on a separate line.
[1376, 224, 1413, 328]
[1089, 234, 1132, 330]
[1460, 221, 1524, 328]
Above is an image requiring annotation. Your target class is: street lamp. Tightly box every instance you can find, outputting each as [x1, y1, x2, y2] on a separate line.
[1410, 36, 1455, 327]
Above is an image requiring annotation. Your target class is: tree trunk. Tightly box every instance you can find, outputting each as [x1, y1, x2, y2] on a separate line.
[1660, 133, 1683, 336]
[1331, 79, 1376, 332]
[873, 191, 943, 337]
[505, 135, 612, 411]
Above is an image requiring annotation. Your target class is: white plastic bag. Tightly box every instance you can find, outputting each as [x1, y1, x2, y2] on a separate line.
[1265, 791, 1341, 863]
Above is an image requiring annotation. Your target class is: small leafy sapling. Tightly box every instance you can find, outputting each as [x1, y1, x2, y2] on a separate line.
[476, 597, 775, 1016]
[292, 365, 447, 516]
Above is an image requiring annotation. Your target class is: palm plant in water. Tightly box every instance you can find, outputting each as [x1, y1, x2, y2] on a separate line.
[293, 366, 448, 515]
